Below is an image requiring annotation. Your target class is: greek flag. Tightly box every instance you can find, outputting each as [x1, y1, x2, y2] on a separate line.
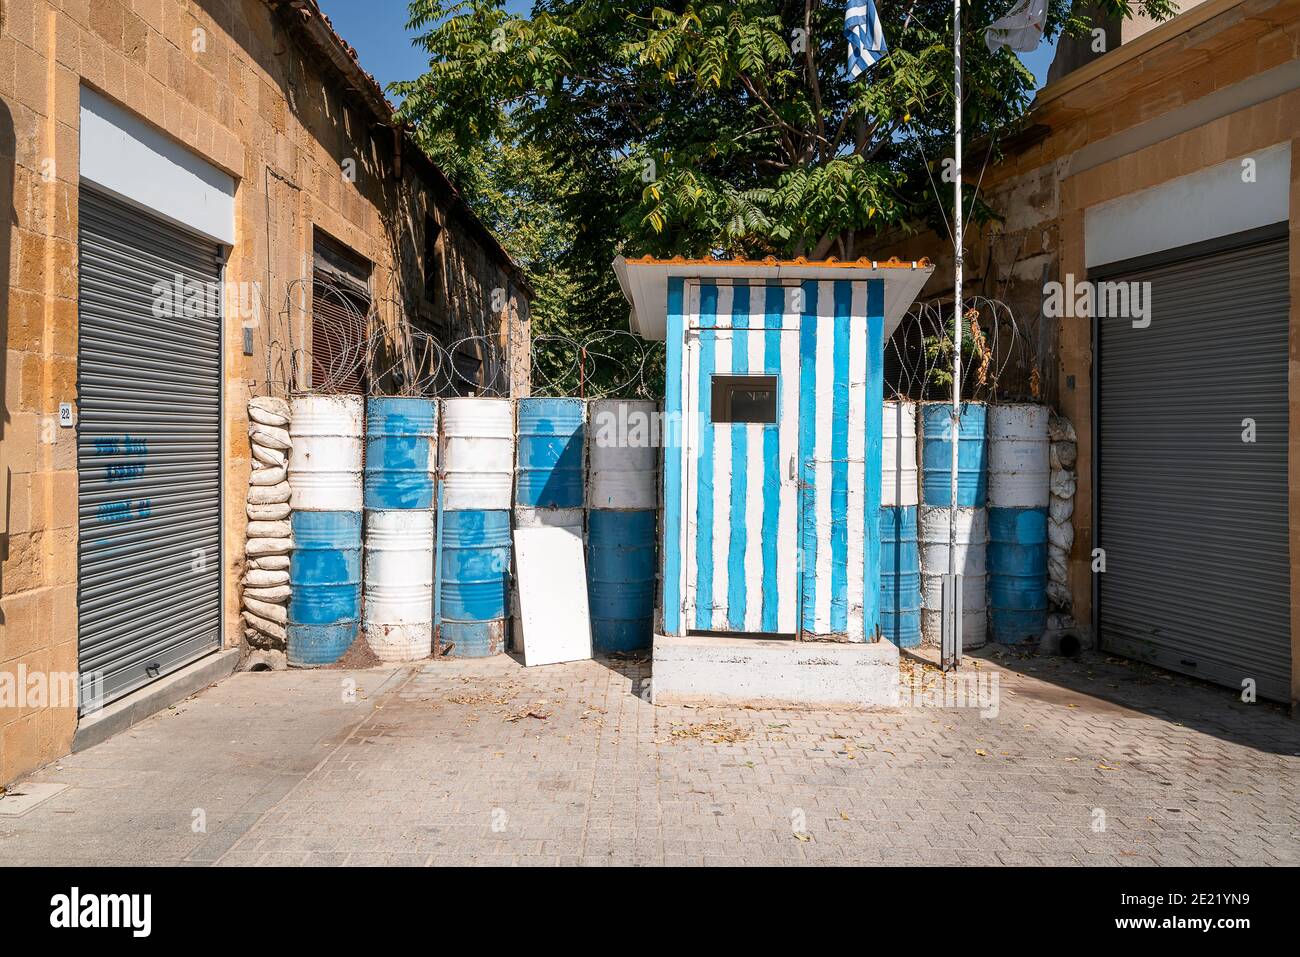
[845, 1, 888, 80]
[985, 0, 1047, 53]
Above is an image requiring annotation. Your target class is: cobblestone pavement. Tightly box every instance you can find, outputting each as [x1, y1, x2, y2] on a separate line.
[2, 648, 1297, 866]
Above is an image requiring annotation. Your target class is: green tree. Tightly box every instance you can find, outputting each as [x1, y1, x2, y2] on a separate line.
[393, 0, 1174, 387]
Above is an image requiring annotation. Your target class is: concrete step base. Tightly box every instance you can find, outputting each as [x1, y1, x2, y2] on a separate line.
[652, 634, 900, 710]
[73, 648, 241, 753]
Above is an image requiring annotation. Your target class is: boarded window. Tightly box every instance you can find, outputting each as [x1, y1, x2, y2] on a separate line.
[711, 374, 777, 423]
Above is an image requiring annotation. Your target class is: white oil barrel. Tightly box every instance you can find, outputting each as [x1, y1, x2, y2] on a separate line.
[587, 399, 659, 509]
[882, 400, 919, 508]
[288, 395, 364, 512]
[441, 398, 514, 511]
[919, 505, 988, 648]
[363, 510, 434, 662]
[988, 403, 1049, 508]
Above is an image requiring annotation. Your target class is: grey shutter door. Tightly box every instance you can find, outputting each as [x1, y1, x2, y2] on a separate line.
[1097, 231, 1291, 702]
[77, 186, 223, 708]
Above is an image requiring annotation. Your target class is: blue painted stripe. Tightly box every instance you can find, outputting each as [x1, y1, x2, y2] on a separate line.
[726, 284, 750, 630]
[662, 277, 685, 634]
[862, 279, 885, 639]
[694, 285, 718, 631]
[798, 281, 818, 633]
[364, 397, 437, 510]
[829, 281, 851, 633]
[760, 283, 783, 632]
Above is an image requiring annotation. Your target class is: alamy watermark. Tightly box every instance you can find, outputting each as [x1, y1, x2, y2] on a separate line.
[1043, 274, 1151, 328]
[0, 666, 104, 713]
[151, 273, 262, 324]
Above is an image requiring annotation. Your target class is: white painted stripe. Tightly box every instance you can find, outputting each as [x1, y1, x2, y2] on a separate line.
[846, 284, 868, 640]
[683, 316, 700, 623]
[711, 291, 734, 628]
[743, 321, 766, 632]
[777, 299, 800, 633]
[813, 281, 835, 633]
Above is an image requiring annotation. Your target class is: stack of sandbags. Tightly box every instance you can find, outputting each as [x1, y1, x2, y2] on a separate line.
[1046, 413, 1077, 612]
[242, 397, 294, 649]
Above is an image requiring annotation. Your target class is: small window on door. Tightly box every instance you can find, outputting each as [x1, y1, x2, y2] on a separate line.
[711, 375, 777, 423]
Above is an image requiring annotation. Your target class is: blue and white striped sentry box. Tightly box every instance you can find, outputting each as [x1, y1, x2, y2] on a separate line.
[614, 256, 934, 643]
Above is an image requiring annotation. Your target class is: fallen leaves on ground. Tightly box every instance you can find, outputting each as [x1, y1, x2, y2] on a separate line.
[669, 720, 750, 744]
[504, 706, 551, 723]
[446, 687, 518, 707]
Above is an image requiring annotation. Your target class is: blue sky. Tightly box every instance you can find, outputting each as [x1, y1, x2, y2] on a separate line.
[318, 0, 1057, 100]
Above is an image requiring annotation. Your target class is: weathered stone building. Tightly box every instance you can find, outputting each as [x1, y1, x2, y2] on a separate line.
[0, 0, 530, 784]
[886, 0, 1299, 705]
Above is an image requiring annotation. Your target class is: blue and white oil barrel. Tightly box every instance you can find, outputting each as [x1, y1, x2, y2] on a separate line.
[586, 398, 659, 653]
[920, 401, 988, 507]
[511, 398, 586, 648]
[987, 403, 1049, 644]
[438, 398, 513, 657]
[287, 395, 363, 666]
[919, 505, 988, 649]
[440, 508, 512, 658]
[363, 397, 437, 662]
[918, 401, 988, 648]
[879, 401, 921, 647]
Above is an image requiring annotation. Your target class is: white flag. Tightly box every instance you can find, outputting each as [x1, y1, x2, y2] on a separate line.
[984, 0, 1047, 54]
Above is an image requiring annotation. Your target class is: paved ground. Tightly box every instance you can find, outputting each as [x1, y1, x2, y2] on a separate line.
[1, 647, 1297, 866]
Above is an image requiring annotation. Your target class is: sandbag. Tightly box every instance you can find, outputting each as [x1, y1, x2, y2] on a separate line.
[248, 424, 291, 451]
[243, 584, 291, 603]
[242, 610, 287, 643]
[244, 596, 287, 624]
[1049, 494, 1074, 524]
[247, 481, 291, 505]
[1050, 470, 1076, 500]
[1048, 520, 1074, 551]
[246, 536, 293, 557]
[249, 396, 290, 418]
[252, 444, 288, 467]
[250, 554, 291, 571]
[243, 568, 290, 588]
[248, 405, 290, 428]
[248, 466, 287, 487]
[247, 501, 291, 521]
[246, 519, 291, 539]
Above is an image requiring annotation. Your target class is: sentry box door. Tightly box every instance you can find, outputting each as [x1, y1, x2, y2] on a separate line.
[683, 282, 800, 634]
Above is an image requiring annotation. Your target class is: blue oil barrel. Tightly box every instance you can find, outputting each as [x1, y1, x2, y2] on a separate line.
[987, 506, 1048, 644]
[288, 510, 362, 666]
[587, 509, 657, 652]
[879, 505, 922, 648]
[514, 397, 585, 509]
[920, 401, 988, 507]
[364, 397, 437, 510]
[439, 509, 511, 657]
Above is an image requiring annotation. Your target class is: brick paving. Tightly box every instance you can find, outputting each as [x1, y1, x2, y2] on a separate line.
[1, 649, 1296, 866]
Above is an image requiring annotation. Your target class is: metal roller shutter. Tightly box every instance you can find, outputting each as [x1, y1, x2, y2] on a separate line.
[77, 186, 223, 708]
[1096, 228, 1291, 702]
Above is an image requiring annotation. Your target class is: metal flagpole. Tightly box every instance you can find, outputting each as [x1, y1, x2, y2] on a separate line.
[943, 0, 964, 671]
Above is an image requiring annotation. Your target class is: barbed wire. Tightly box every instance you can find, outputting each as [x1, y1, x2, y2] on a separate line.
[251, 284, 1042, 406]
[886, 295, 1042, 405]
[246, 273, 661, 400]
[530, 329, 664, 399]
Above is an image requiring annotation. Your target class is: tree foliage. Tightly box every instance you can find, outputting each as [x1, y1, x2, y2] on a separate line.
[392, 0, 1176, 376]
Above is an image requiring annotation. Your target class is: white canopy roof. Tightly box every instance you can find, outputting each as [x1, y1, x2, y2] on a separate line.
[612, 255, 935, 342]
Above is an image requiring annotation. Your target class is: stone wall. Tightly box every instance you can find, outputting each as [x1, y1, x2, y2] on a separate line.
[873, 0, 1299, 688]
[0, 0, 529, 783]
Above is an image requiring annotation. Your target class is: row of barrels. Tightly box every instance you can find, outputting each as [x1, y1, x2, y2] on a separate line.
[280, 395, 658, 666]
[880, 401, 1051, 649]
